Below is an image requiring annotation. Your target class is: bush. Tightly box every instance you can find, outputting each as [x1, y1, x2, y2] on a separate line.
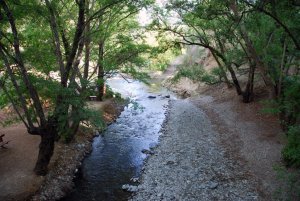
[172, 65, 219, 85]
[274, 165, 300, 200]
[282, 126, 300, 167]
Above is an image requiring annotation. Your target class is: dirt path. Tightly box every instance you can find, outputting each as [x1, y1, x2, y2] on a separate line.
[0, 99, 124, 201]
[131, 99, 263, 200]
[192, 90, 284, 199]
[0, 124, 42, 201]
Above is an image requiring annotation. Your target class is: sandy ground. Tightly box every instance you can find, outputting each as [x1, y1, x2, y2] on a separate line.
[0, 99, 125, 201]
[0, 125, 43, 201]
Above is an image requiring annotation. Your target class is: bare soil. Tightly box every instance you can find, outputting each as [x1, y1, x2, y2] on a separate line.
[0, 99, 125, 201]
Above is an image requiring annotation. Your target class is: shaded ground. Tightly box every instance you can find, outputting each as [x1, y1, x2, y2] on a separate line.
[192, 84, 285, 199]
[0, 99, 124, 201]
[0, 125, 42, 201]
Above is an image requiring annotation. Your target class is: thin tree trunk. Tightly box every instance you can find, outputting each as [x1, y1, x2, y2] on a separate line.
[226, 63, 243, 95]
[84, 0, 91, 81]
[210, 50, 231, 88]
[209, 47, 242, 95]
[0, 47, 33, 129]
[97, 41, 105, 101]
[1, 0, 46, 126]
[278, 41, 287, 98]
[242, 64, 256, 103]
[61, 0, 86, 87]
[229, 0, 276, 98]
[45, 0, 65, 79]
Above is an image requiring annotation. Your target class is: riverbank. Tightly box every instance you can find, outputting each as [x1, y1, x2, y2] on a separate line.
[131, 83, 285, 200]
[132, 48, 286, 199]
[0, 98, 126, 201]
[192, 84, 285, 199]
[131, 99, 262, 200]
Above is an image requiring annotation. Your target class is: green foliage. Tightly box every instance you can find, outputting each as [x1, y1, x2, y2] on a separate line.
[122, 66, 151, 83]
[282, 76, 300, 122]
[104, 85, 121, 100]
[173, 65, 219, 85]
[283, 126, 300, 167]
[53, 85, 105, 142]
[274, 165, 300, 200]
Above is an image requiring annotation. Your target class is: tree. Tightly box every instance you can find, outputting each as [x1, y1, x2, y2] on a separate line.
[0, 0, 152, 175]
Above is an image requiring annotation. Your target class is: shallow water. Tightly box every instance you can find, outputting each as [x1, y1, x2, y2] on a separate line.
[62, 76, 174, 201]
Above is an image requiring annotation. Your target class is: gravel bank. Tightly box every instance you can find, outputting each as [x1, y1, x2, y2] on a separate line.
[131, 99, 262, 201]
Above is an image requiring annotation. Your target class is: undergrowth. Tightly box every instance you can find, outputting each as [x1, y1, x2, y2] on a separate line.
[172, 64, 220, 85]
[274, 165, 300, 201]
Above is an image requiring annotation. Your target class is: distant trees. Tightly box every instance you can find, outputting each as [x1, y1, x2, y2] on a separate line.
[0, 0, 152, 175]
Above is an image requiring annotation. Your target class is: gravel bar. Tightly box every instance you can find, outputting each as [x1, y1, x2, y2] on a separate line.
[131, 99, 261, 201]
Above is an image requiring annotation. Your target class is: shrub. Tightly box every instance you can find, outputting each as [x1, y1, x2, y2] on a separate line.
[172, 65, 219, 85]
[283, 126, 300, 167]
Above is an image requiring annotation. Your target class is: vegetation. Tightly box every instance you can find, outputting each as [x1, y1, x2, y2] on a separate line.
[152, 0, 300, 167]
[0, 0, 152, 175]
[0, 2, 299, 198]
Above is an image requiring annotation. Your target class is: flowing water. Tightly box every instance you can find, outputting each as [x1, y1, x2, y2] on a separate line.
[62, 76, 174, 201]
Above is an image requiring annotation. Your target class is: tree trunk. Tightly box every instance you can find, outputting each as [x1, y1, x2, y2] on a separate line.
[97, 41, 105, 101]
[242, 64, 256, 103]
[229, 0, 276, 99]
[33, 120, 56, 176]
[61, 0, 86, 87]
[210, 50, 231, 88]
[211, 41, 242, 95]
[1, 0, 46, 126]
[84, 0, 91, 81]
[226, 64, 243, 95]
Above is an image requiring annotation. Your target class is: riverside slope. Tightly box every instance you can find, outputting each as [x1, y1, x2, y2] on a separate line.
[131, 99, 262, 201]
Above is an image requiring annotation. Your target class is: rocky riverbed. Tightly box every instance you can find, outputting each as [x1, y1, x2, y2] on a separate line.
[131, 99, 263, 201]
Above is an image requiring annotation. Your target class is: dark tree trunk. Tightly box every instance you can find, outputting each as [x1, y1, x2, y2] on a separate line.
[230, 0, 276, 99]
[33, 119, 57, 176]
[83, 0, 91, 81]
[97, 41, 105, 101]
[209, 45, 242, 95]
[210, 50, 231, 88]
[61, 0, 86, 87]
[1, 0, 46, 126]
[242, 64, 255, 103]
[227, 65, 243, 95]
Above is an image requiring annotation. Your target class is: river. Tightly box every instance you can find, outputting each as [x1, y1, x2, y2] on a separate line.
[62, 76, 174, 201]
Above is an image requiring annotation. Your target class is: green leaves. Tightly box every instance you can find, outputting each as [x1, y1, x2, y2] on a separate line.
[283, 126, 300, 167]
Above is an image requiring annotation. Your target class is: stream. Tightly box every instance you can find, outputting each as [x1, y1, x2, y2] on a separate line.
[62, 76, 174, 201]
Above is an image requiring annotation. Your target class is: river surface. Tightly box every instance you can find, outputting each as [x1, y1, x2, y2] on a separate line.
[63, 76, 174, 201]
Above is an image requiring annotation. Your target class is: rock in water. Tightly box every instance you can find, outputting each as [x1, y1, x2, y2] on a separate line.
[122, 184, 138, 192]
[148, 95, 156, 99]
[141, 149, 154, 155]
